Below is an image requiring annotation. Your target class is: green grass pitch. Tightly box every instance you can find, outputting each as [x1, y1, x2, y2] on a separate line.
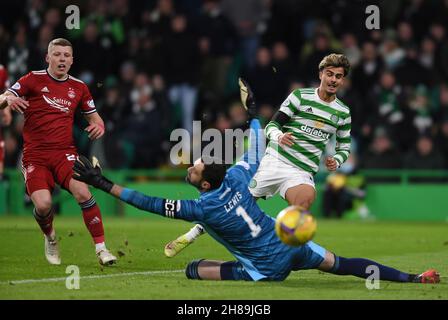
[0, 216, 447, 300]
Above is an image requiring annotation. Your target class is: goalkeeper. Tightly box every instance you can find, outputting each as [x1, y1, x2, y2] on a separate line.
[73, 79, 439, 283]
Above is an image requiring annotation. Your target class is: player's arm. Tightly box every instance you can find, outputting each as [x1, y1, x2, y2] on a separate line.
[265, 92, 299, 147]
[83, 112, 105, 140]
[234, 78, 265, 175]
[72, 155, 203, 221]
[0, 91, 29, 112]
[0, 106, 12, 125]
[327, 115, 352, 171]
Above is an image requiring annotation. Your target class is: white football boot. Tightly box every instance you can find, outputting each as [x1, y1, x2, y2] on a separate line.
[44, 235, 61, 265]
[97, 249, 117, 265]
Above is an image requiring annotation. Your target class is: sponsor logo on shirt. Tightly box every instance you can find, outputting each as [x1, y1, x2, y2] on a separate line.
[300, 124, 330, 139]
[42, 95, 71, 113]
[41, 86, 50, 93]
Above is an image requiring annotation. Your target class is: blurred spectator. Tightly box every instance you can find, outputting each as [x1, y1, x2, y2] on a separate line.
[143, 0, 176, 39]
[270, 41, 296, 103]
[301, 31, 336, 84]
[258, 103, 275, 127]
[352, 41, 384, 97]
[196, 0, 237, 99]
[341, 33, 361, 68]
[419, 37, 438, 81]
[380, 33, 405, 70]
[72, 21, 108, 80]
[394, 46, 431, 87]
[404, 134, 445, 169]
[407, 85, 433, 135]
[360, 128, 402, 169]
[367, 71, 414, 152]
[120, 82, 163, 168]
[28, 24, 53, 70]
[221, 0, 269, 70]
[397, 21, 415, 49]
[430, 22, 448, 81]
[119, 61, 137, 102]
[163, 14, 200, 136]
[7, 23, 29, 82]
[245, 47, 279, 106]
[228, 102, 247, 129]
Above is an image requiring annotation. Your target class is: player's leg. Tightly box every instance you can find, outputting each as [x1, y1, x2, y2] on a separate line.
[164, 224, 205, 258]
[54, 151, 116, 265]
[23, 162, 61, 265]
[318, 251, 440, 284]
[284, 184, 316, 210]
[185, 259, 253, 281]
[68, 178, 117, 265]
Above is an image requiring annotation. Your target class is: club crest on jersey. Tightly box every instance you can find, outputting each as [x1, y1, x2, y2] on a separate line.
[12, 82, 21, 90]
[26, 164, 35, 173]
[331, 114, 339, 123]
[249, 179, 257, 188]
[68, 88, 76, 99]
[314, 120, 325, 129]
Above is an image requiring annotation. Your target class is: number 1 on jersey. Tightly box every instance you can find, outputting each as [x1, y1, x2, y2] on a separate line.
[236, 206, 262, 237]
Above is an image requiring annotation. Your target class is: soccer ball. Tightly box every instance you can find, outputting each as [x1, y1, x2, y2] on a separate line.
[275, 206, 317, 246]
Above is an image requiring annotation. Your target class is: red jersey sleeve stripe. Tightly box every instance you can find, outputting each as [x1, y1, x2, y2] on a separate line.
[82, 109, 97, 115]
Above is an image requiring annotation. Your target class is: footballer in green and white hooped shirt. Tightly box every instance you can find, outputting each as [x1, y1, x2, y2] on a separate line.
[249, 53, 352, 210]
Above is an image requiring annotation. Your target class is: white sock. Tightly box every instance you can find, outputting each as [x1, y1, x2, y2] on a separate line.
[185, 224, 205, 242]
[95, 242, 106, 252]
[46, 229, 56, 241]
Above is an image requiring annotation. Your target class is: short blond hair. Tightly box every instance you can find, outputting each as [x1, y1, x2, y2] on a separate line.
[318, 53, 350, 76]
[48, 38, 73, 53]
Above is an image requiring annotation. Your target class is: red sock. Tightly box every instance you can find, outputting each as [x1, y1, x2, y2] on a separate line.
[33, 208, 54, 237]
[80, 197, 105, 244]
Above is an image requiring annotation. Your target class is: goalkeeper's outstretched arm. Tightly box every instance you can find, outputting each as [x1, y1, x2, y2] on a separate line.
[72, 156, 203, 221]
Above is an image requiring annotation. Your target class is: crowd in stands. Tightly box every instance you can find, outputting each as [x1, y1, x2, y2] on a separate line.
[1, 0, 448, 170]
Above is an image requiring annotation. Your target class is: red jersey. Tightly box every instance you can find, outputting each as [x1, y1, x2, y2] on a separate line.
[7, 69, 97, 158]
[0, 64, 9, 137]
[0, 64, 9, 91]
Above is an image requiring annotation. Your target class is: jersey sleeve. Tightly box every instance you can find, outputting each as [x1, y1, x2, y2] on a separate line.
[7, 72, 33, 97]
[228, 118, 265, 182]
[119, 188, 204, 222]
[265, 90, 300, 141]
[80, 84, 97, 115]
[334, 114, 352, 166]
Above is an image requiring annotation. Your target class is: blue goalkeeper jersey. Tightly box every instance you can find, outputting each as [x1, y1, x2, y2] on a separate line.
[119, 119, 325, 280]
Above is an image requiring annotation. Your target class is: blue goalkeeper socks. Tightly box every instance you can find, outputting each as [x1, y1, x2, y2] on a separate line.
[330, 256, 413, 282]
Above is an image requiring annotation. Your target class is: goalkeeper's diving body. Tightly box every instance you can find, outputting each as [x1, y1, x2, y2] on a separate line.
[73, 80, 439, 283]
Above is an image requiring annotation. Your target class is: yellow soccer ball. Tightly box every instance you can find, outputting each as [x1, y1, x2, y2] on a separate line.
[275, 206, 317, 246]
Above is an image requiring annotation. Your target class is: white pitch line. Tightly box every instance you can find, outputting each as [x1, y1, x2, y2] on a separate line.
[0, 269, 184, 285]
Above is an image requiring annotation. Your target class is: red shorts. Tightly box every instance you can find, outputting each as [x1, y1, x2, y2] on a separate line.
[21, 150, 78, 195]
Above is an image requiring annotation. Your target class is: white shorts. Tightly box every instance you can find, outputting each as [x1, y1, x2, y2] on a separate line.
[248, 153, 315, 199]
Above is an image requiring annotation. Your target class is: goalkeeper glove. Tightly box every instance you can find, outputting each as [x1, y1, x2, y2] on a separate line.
[238, 77, 257, 119]
[73, 155, 114, 192]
